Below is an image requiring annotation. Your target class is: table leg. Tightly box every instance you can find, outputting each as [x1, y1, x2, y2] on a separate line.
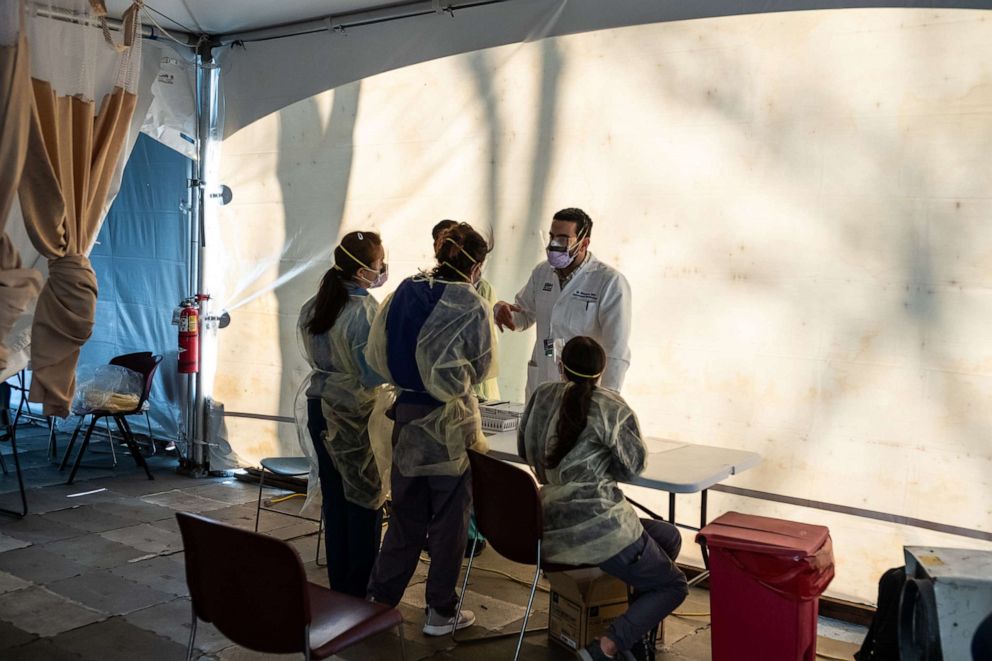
[625, 496, 665, 521]
[688, 539, 711, 587]
[700, 489, 708, 530]
[669, 492, 676, 525]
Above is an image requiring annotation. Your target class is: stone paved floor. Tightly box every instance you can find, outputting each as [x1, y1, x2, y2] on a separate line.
[0, 424, 865, 660]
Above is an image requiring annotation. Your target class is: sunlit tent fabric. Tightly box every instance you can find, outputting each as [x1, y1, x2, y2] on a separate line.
[0, 1, 45, 376]
[16, 0, 142, 416]
[1, 0, 990, 607]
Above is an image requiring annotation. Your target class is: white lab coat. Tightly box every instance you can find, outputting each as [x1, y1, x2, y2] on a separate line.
[505, 252, 632, 399]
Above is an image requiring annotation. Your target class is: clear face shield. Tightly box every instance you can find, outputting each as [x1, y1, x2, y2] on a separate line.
[546, 228, 586, 269]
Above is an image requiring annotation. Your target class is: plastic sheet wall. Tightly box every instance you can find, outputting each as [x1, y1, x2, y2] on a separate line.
[76, 134, 190, 440]
[212, 8, 992, 603]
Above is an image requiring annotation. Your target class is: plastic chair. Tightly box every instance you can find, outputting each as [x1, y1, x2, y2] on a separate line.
[455, 449, 595, 659]
[176, 512, 405, 661]
[255, 456, 324, 565]
[60, 352, 161, 484]
[0, 383, 27, 518]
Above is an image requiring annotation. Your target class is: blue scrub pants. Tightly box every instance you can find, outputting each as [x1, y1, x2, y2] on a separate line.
[307, 397, 383, 598]
[600, 518, 689, 652]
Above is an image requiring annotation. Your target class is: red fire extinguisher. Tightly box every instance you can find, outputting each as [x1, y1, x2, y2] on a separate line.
[178, 294, 209, 374]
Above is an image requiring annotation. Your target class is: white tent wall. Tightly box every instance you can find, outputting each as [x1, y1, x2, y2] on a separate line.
[212, 7, 992, 604]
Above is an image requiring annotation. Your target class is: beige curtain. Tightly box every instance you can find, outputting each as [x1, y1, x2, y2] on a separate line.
[17, 2, 140, 417]
[0, 7, 47, 375]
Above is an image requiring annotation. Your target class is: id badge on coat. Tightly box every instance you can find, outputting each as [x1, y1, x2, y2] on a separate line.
[544, 338, 564, 363]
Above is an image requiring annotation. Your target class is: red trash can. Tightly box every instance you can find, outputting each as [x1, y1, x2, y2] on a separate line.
[696, 512, 835, 661]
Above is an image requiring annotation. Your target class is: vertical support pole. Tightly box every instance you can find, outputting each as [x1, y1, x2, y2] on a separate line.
[187, 44, 220, 476]
[180, 155, 195, 461]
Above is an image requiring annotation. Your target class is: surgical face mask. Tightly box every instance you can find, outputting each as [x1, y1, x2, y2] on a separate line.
[358, 263, 388, 289]
[546, 233, 583, 269]
[338, 241, 388, 288]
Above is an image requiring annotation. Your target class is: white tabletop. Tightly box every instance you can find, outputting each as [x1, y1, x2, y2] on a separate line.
[484, 429, 761, 494]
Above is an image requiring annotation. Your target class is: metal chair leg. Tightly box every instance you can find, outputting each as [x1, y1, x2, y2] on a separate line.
[145, 410, 155, 455]
[315, 511, 325, 566]
[47, 417, 57, 461]
[12, 370, 29, 427]
[514, 542, 543, 661]
[59, 415, 85, 470]
[396, 622, 407, 661]
[67, 415, 100, 484]
[452, 536, 479, 639]
[254, 468, 266, 532]
[105, 417, 117, 467]
[117, 415, 153, 480]
[0, 442, 7, 474]
[0, 427, 27, 518]
[186, 604, 198, 661]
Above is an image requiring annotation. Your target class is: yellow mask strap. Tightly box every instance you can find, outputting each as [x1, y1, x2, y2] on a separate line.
[443, 261, 473, 282]
[338, 244, 372, 271]
[563, 363, 602, 380]
[444, 237, 477, 264]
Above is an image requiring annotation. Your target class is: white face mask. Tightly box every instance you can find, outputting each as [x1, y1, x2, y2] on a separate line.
[546, 229, 586, 269]
[357, 263, 388, 289]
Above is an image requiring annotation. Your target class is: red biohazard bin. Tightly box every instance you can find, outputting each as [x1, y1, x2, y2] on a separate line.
[696, 512, 835, 661]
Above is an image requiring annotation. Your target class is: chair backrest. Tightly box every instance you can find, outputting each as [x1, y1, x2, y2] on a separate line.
[109, 352, 162, 409]
[176, 512, 311, 654]
[468, 449, 544, 565]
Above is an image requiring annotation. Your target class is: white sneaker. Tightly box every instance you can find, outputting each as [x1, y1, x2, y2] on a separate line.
[422, 606, 476, 636]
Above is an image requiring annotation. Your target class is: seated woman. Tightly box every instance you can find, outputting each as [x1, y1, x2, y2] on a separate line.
[517, 336, 688, 661]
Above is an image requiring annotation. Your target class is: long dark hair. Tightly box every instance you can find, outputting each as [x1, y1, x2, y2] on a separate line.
[305, 231, 382, 336]
[545, 336, 607, 469]
[431, 222, 491, 282]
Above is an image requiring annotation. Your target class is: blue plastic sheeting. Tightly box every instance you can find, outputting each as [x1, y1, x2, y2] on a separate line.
[75, 134, 191, 440]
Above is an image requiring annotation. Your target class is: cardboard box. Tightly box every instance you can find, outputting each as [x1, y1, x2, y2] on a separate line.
[547, 568, 630, 652]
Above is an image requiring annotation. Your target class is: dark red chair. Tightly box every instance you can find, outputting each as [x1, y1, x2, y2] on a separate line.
[60, 352, 161, 484]
[455, 449, 595, 659]
[176, 512, 405, 661]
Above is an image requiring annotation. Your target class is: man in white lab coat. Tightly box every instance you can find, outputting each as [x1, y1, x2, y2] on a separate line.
[494, 208, 632, 399]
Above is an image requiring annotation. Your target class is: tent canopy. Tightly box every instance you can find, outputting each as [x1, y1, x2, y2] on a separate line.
[100, 0, 991, 36]
[91, 0, 991, 137]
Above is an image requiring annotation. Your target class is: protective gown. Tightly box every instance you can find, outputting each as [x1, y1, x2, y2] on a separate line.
[518, 381, 646, 565]
[365, 275, 496, 478]
[472, 278, 500, 401]
[298, 293, 394, 511]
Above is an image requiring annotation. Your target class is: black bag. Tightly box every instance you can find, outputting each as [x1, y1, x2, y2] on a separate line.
[855, 566, 906, 661]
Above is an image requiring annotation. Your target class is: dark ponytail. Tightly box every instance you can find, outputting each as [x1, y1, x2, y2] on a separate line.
[431, 222, 492, 282]
[305, 231, 382, 336]
[545, 336, 607, 469]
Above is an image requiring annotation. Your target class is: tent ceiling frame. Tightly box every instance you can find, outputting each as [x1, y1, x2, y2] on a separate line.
[215, 0, 513, 45]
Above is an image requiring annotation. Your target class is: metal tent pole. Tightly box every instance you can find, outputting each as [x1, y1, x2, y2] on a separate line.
[215, 0, 513, 45]
[187, 43, 220, 476]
